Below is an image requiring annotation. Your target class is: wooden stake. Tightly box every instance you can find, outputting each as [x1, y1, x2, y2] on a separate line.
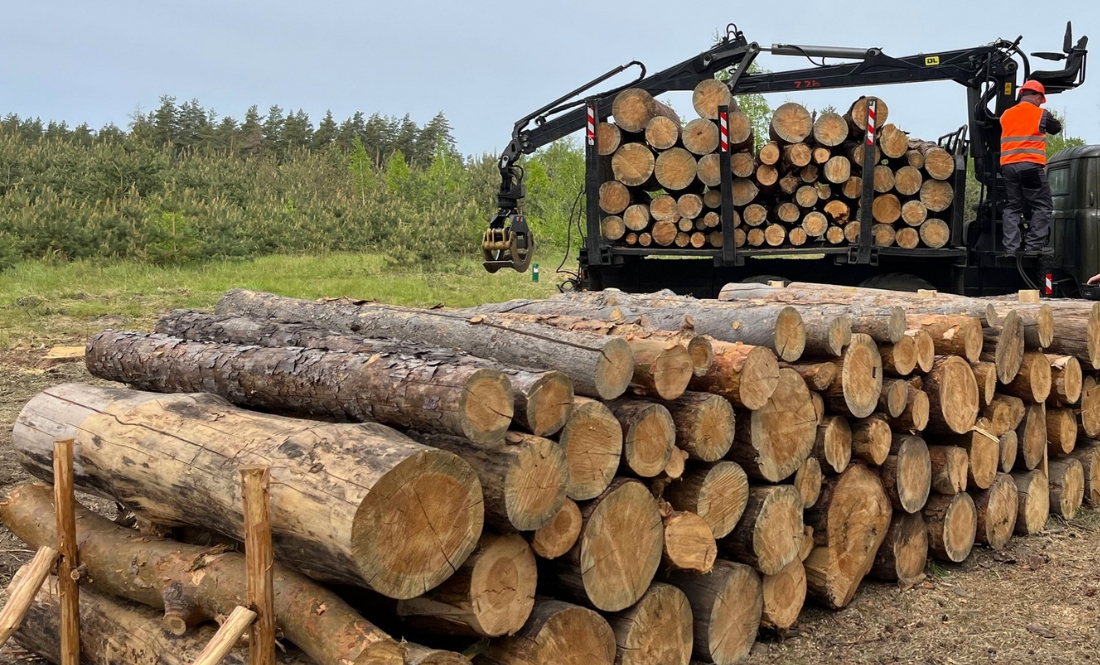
[53, 439, 79, 665]
[0, 546, 58, 648]
[191, 605, 258, 665]
[240, 466, 275, 665]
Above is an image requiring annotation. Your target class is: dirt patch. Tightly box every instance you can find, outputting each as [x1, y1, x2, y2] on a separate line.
[0, 351, 1098, 664]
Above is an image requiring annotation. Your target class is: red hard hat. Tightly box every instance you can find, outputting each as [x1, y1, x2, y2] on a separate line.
[1020, 80, 1047, 101]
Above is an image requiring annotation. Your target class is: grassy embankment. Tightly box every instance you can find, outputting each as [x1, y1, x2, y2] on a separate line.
[0, 253, 562, 350]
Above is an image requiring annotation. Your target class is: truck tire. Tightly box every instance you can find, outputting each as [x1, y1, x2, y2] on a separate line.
[858, 273, 935, 292]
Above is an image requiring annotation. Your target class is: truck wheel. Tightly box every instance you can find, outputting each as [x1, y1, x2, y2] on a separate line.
[858, 273, 935, 292]
[741, 275, 790, 286]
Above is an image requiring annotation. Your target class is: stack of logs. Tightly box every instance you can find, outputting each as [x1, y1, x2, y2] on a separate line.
[598, 81, 958, 250]
[4, 284, 1100, 665]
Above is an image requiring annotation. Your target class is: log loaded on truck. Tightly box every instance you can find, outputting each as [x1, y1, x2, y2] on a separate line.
[481, 24, 1091, 297]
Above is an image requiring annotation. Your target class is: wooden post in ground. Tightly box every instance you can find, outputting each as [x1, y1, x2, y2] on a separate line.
[191, 606, 258, 665]
[53, 439, 79, 665]
[0, 546, 58, 647]
[240, 466, 276, 665]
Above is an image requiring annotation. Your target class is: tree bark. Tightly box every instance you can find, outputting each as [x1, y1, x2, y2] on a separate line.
[923, 492, 977, 563]
[782, 361, 837, 391]
[881, 435, 931, 513]
[606, 583, 693, 665]
[0, 483, 403, 665]
[720, 485, 804, 575]
[1030, 301, 1100, 369]
[395, 534, 536, 638]
[86, 330, 514, 446]
[480, 600, 615, 665]
[905, 314, 983, 362]
[12, 385, 483, 599]
[803, 464, 893, 609]
[551, 479, 664, 612]
[413, 432, 568, 532]
[668, 560, 762, 665]
[729, 368, 818, 482]
[214, 290, 636, 400]
[971, 473, 1019, 550]
[1012, 469, 1050, 535]
[971, 361, 997, 407]
[530, 498, 582, 560]
[663, 461, 748, 540]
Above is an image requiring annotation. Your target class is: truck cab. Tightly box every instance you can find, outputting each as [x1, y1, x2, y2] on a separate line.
[1049, 146, 1100, 297]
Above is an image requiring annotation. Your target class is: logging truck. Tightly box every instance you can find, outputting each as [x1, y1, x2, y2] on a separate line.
[482, 24, 1091, 297]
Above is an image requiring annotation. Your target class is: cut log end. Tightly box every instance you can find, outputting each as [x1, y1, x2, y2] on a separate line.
[870, 512, 928, 586]
[464, 535, 538, 637]
[662, 510, 717, 573]
[517, 371, 574, 437]
[502, 434, 571, 531]
[1013, 469, 1050, 535]
[613, 401, 676, 478]
[461, 370, 516, 444]
[665, 461, 749, 540]
[558, 399, 623, 501]
[608, 583, 693, 665]
[973, 473, 1019, 550]
[886, 435, 932, 514]
[671, 560, 762, 665]
[595, 337, 636, 400]
[531, 498, 582, 560]
[761, 558, 807, 631]
[924, 492, 977, 563]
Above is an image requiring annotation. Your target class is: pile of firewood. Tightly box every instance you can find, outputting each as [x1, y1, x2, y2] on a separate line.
[3, 285, 1099, 665]
[597, 82, 958, 250]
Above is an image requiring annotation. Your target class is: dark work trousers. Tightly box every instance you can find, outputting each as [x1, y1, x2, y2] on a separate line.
[1002, 161, 1053, 252]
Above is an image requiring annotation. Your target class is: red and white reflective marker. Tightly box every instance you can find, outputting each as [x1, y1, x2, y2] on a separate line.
[1045, 273, 1054, 295]
[719, 111, 729, 153]
[586, 104, 596, 146]
[866, 99, 877, 146]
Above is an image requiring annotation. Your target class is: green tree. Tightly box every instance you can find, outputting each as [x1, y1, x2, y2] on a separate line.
[282, 110, 313, 154]
[262, 105, 285, 155]
[150, 95, 179, 148]
[313, 111, 338, 149]
[1047, 109, 1086, 158]
[239, 105, 265, 157]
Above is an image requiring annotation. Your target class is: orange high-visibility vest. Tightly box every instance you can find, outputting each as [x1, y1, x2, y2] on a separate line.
[1000, 102, 1047, 166]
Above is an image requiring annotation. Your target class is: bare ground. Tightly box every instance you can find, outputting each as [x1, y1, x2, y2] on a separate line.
[0, 352, 1098, 664]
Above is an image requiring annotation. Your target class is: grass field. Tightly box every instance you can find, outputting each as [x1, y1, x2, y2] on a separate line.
[0, 252, 563, 349]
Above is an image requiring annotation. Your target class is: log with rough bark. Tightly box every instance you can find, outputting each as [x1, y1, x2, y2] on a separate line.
[1048, 354, 1083, 405]
[1069, 442, 1100, 506]
[613, 143, 656, 186]
[1015, 402, 1047, 471]
[720, 485, 804, 575]
[1049, 458, 1085, 520]
[607, 400, 676, 478]
[413, 432, 568, 532]
[612, 88, 679, 133]
[395, 533, 537, 638]
[971, 473, 1019, 550]
[803, 464, 893, 609]
[551, 479, 664, 612]
[851, 415, 893, 466]
[992, 302, 1055, 350]
[0, 483, 404, 665]
[556, 397, 622, 501]
[214, 290, 635, 400]
[660, 392, 736, 462]
[824, 334, 884, 419]
[1012, 469, 1050, 535]
[1033, 301, 1100, 369]
[669, 560, 762, 665]
[813, 416, 852, 475]
[1047, 407, 1078, 456]
[906, 314, 983, 362]
[663, 461, 749, 540]
[662, 509, 718, 573]
[928, 445, 969, 495]
[480, 600, 615, 665]
[625, 338, 694, 400]
[881, 435, 931, 514]
[1003, 351, 1052, 403]
[922, 356, 979, 434]
[12, 385, 483, 600]
[923, 492, 977, 563]
[530, 498, 583, 560]
[606, 583, 693, 665]
[12, 575, 326, 665]
[728, 368, 818, 482]
[761, 558, 807, 632]
[870, 512, 928, 587]
[157, 311, 577, 437]
[86, 330, 515, 446]
[689, 342, 780, 410]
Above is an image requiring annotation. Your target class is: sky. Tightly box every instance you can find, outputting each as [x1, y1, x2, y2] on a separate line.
[2, 0, 1097, 157]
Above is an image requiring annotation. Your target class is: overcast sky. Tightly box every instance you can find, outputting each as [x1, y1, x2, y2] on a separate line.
[3, 1, 1097, 156]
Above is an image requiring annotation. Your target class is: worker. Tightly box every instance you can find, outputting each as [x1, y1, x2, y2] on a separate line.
[1000, 80, 1062, 255]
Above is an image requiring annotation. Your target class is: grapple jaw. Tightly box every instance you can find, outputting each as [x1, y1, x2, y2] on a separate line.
[482, 213, 534, 273]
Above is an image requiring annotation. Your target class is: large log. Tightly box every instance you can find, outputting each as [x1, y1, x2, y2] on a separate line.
[12, 575, 328, 665]
[214, 290, 635, 400]
[597, 123, 628, 157]
[1048, 458, 1085, 520]
[1002, 351, 1052, 403]
[661, 392, 736, 462]
[906, 314, 983, 362]
[803, 464, 893, 609]
[412, 432, 568, 532]
[1012, 469, 1050, 535]
[881, 434, 931, 514]
[612, 88, 678, 133]
[608, 400, 676, 478]
[971, 473, 1019, 550]
[1036, 301, 1100, 369]
[869, 512, 928, 587]
[761, 558, 807, 632]
[922, 356, 979, 434]
[991, 302, 1055, 350]
[923, 492, 977, 563]
[668, 561, 762, 665]
[599, 181, 632, 215]
[728, 368, 818, 482]
[556, 397, 623, 500]
[1015, 402, 1047, 471]
[0, 483, 403, 665]
[692, 78, 736, 119]
[481, 600, 615, 665]
[663, 461, 749, 540]
[655, 147, 699, 191]
[14, 385, 483, 600]
[606, 583, 693, 665]
[86, 330, 514, 447]
[770, 102, 813, 143]
[683, 118, 720, 155]
[395, 534, 536, 638]
[156, 312, 576, 437]
[689, 342, 780, 411]
[823, 334, 884, 419]
[719, 485, 804, 575]
[613, 143, 656, 187]
[662, 510, 718, 573]
[551, 479, 664, 612]
[645, 115, 681, 150]
[813, 111, 849, 146]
